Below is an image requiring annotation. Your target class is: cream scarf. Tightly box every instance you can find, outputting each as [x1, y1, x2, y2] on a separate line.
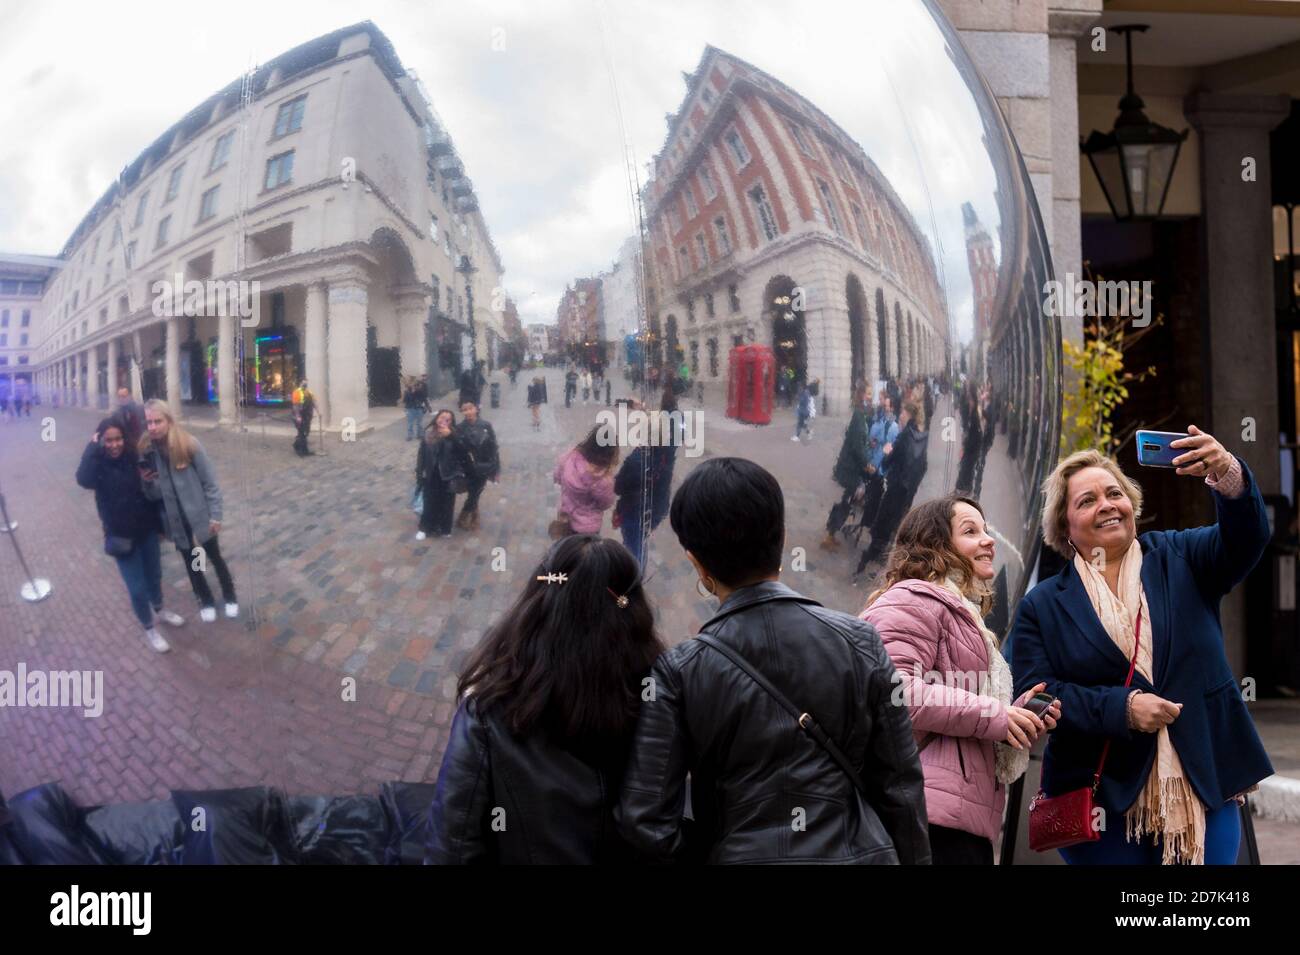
[938, 576, 1028, 786]
[1073, 540, 1206, 865]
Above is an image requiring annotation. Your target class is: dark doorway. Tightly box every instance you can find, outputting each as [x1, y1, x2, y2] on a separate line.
[367, 325, 401, 406]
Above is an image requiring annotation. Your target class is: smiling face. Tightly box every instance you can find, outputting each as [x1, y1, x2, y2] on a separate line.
[102, 426, 125, 459]
[434, 411, 454, 434]
[950, 501, 995, 581]
[460, 402, 478, 423]
[1065, 465, 1136, 561]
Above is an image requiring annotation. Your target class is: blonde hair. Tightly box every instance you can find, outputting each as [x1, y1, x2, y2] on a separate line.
[1041, 449, 1143, 557]
[139, 399, 197, 469]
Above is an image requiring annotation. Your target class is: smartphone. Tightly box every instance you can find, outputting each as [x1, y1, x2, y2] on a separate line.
[138, 452, 157, 475]
[1135, 430, 1188, 468]
[1024, 692, 1057, 718]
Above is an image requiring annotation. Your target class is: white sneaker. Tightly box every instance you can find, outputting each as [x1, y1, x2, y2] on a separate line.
[415, 531, 427, 541]
[143, 628, 171, 653]
[791, 435, 801, 442]
[224, 602, 239, 619]
[155, 609, 185, 628]
[199, 606, 217, 623]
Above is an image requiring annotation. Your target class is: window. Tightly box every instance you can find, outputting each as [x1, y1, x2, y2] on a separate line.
[104, 262, 112, 286]
[713, 215, 732, 256]
[705, 292, 715, 318]
[0, 310, 6, 327]
[155, 215, 171, 249]
[695, 232, 709, 267]
[430, 214, 439, 242]
[687, 299, 695, 323]
[788, 121, 813, 156]
[264, 151, 294, 190]
[701, 87, 714, 105]
[728, 283, 741, 312]
[134, 191, 149, 228]
[699, 165, 717, 201]
[817, 180, 844, 235]
[198, 185, 220, 222]
[90, 237, 99, 263]
[724, 127, 751, 167]
[431, 274, 440, 310]
[667, 204, 682, 234]
[99, 308, 107, 328]
[684, 188, 698, 219]
[444, 233, 452, 258]
[126, 241, 137, 269]
[677, 246, 691, 278]
[1, 334, 7, 346]
[274, 95, 307, 137]
[21, 310, 30, 327]
[209, 130, 235, 172]
[851, 203, 870, 249]
[72, 291, 79, 309]
[165, 164, 185, 202]
[749, 184, 778, 241]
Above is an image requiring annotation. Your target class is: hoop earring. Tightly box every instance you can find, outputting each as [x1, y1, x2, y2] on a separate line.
[696, 577, 716, 598]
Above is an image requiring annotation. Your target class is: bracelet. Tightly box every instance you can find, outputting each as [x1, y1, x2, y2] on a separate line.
[1126, 689, 1143, 729]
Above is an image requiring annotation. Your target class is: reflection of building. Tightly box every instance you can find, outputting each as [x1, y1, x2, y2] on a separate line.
[0, 254, 61, 404]
[19, 21, 504, 428]
[600, 237, 644, 378]
[525, 322, 553, 362]
[556, 277, 603, 366]
[962, 202, 996, 380]
[642, 46, 949, 413]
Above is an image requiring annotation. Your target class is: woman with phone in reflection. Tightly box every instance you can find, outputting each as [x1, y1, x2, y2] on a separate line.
[1009, 427, 1273, 864]
[415, 409, 466, 541]
[861, 495, 1060, 864]
[76, 415, 184, 653]
[139, 400, 238, 624]
[427, 535, 665, 863]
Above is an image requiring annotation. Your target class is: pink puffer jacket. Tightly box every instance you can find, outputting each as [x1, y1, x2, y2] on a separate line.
[553, 448, 615, 534]
[861, 579, 1026, 844]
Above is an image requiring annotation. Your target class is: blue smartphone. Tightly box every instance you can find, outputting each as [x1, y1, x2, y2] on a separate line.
[1135, 430, 1188, 468]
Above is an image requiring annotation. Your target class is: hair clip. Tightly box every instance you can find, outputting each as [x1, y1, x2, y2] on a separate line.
[537, 573, 568, 584]
[607, 587, 629, 609]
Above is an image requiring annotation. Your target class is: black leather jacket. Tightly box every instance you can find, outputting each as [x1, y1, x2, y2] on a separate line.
[425, 700, 637, 864]
[616, 581, 931, 864]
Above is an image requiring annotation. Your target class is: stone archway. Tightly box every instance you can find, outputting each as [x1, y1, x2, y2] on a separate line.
[875, 287, 889, 379]
[846, 274, 869, 395]
[765, 274, 806, 396]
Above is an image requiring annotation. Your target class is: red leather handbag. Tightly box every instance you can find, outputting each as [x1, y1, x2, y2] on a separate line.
[1028, 612, 1141, 852]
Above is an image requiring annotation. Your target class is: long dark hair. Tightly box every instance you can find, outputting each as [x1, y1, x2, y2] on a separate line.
[575, 424, 619, 471]
[865, 494, 993, 615]
[458, 535, 664, 747]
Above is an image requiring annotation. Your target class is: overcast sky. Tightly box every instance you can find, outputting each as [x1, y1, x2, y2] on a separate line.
[0, 0, 1010, 336]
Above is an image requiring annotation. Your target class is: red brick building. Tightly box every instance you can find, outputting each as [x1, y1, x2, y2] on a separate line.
[642, 46, 949, 412]
[556, 277, 602, 365]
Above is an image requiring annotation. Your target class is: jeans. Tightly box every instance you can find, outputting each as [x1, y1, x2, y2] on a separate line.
[405, 407, 424, 439]
[1059, 799, 1241, 865]
[620, 508, 646, 568]
[179, 534, 237, 608]
[795, 412, 811, 437]
[114, 534, 163, 628]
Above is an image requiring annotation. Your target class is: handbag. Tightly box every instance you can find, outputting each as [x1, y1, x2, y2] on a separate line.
[1027, 611, 1142, 852]
[104, 534, 135, 558]
[548, 512, 573, 540]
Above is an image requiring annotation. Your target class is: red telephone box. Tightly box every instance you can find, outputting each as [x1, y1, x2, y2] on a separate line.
[726, 344, 775, 425]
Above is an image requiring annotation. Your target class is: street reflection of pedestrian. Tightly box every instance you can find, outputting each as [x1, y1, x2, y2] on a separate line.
[292, 379, 316, 456]
[553, 427, 618, 536]
[956, 389, 982, 493]
[456, 400, 499, 532]
[416, 410, 466, 541]
[426, 535, 665, 864]
[527, 377, 545, 430]
[858, 399, 930, 577]
[822, 383, 873, 551]
[564, 367, 578, 408]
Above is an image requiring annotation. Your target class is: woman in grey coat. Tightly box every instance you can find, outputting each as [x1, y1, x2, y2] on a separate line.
[139, 399, 238, 623]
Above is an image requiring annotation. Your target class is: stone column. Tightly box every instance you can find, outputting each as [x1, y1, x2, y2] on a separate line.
[165, 317, 182, 415]
[218, 312, 237, 427]
[79, 353, 89, 407]
[107, 336, 120, 399]
[326, 276, 370, 433]
[1186, 92, 1289, 676]
[304, 281, 329, 427]
[1048, 2, 1102, 351]
[394, 286, 431, 386]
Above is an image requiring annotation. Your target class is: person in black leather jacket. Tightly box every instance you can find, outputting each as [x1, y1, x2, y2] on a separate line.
[454, 400, 499, 532]
[616, 457, 931, 864]
[425, 535, 666, 864]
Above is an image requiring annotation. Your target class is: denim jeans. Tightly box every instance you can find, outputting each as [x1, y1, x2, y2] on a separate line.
[114, 533, 163, 628]
[405, 407, 425, 439]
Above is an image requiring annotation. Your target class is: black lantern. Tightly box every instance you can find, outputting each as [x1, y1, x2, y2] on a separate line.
[1080, 25, 1188, 222]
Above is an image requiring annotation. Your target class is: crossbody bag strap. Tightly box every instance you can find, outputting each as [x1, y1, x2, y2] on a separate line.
[1091, 610, 1142, 793]
[696, 634, 868, 798]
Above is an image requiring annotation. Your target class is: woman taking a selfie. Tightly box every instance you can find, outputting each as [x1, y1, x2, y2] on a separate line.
[139, 400, 238, 623]
[415, 409, 466, 541]
[861, 495, 1059, 864]
[426, 535, 665, 863]
[1009, 426, 1272, 865]
[76, 415, 184, 653]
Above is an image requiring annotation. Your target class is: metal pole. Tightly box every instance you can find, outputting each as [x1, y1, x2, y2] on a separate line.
[0, 486, 52, 602]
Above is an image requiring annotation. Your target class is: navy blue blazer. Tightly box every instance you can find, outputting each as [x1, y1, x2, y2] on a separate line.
[1009, 457, 1273, 813]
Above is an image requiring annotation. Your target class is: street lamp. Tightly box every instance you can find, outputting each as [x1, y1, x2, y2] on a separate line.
[456, 254, 478, 368]
[1080, 24, 1188, 222]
